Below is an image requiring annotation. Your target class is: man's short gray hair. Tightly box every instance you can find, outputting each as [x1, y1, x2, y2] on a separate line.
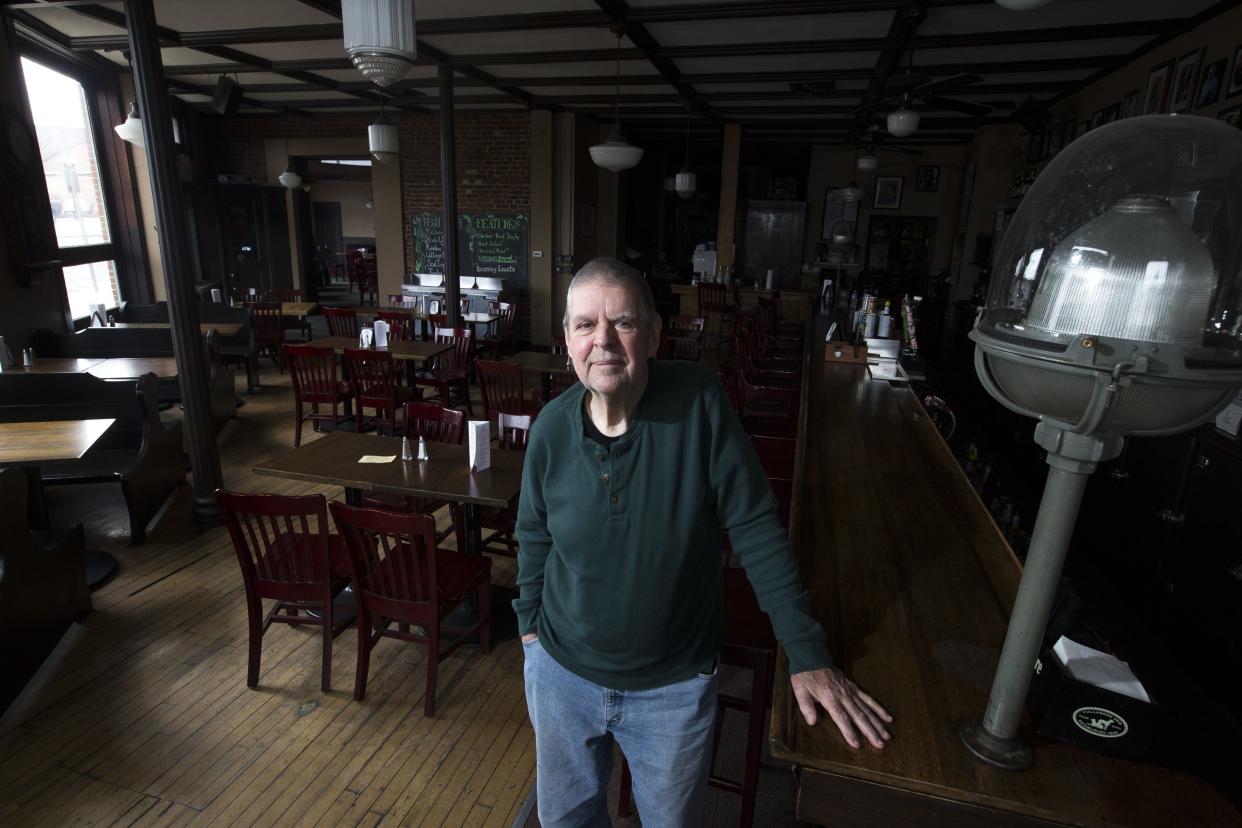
[563, 257, 659, 331]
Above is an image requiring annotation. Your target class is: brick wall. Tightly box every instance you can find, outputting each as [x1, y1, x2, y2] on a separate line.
[201, 111, 531, 338]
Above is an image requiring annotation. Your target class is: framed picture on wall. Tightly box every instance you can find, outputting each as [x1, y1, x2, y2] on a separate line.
[1074, 121, 1088, 140]
[1220, 105, 1242, 128]
[873, 176, 903, 210]
[1121, 90, 1140, 119]
[1228, 44, 1242, 99]
[1169, 49, 1202, 112]
[915, 165, 940, 192]
[1091, 109, 1105, 130]
[1105, 102, 1121, 123]
[821, 187, 860, 239]
[1144, 60, 1173, 114]
[1197, 58, 1226, 109]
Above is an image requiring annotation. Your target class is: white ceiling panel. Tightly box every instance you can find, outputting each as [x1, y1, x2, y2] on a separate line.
[914, 37, 1152, 66]
[23, 7, 125, 37]
[421, 28, 630, 55]
[675, 53, 880, 75]
[647, 12, 893, 46]
[159, 47, 234, 66]
[155, 0, 339, 30]
[922, 0, 1220, 35]
[242, 41, 351, 61]
[248, 91, 356, 102]
[417, 0, 597, 19]
[523, 85, 679, 96]
[488, 60, 654, 79]
[174, 94, 213, 103]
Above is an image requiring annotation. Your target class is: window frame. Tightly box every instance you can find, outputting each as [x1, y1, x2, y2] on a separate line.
[16, 37, 153, 324]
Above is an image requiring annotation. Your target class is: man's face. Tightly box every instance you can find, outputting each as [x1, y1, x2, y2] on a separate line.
[564, 280, 660, 400]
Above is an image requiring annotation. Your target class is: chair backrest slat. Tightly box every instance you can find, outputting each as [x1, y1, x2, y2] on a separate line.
[217, 490, 331, 586]
[323, 307, 360, 338]
[329, 502, 441, 608]
[403, 402, 465, 444]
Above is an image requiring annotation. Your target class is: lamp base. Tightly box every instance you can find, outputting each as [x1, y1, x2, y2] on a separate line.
[959, 720, 1032, 770]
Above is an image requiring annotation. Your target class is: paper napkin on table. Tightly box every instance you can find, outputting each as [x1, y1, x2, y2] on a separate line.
[1052, 636, 1151, 703]
[358, 455, 396, 464]
[468, 421, 491, 472]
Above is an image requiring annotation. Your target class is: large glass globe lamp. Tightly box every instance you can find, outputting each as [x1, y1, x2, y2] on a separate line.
[961, 115, 1242, 770]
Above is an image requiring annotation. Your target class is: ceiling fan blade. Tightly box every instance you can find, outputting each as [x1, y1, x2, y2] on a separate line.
[875, 145, 923, 155]
[882, 72, 933, 93]
[919, 95, 994, 118]
[850, 99, 893, 117]
[914, 73, 982, 96]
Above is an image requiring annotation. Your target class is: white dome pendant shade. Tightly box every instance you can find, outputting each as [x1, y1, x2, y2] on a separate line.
[857, 153, 880, 171]
[278, 168, 302, 189]
[369, 122, 399, 164]
[342, 0, 417, 88]
[114, 101, 144, 147]
[887, 107, 920, 138]
[590, 134, 643, 171]
[591, 29, 643, 172]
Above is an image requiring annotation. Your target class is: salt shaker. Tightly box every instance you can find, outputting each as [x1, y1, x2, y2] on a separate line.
[23, 347, 36, 367]
[401, 436, 413, 462]
[417, 435, 429, 461]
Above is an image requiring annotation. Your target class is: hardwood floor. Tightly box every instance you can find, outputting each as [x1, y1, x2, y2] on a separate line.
[0, 365, 534, 827]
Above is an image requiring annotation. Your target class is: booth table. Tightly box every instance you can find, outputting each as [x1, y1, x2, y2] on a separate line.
[503, 351, 575, 402]
[83, 322, 243, 336]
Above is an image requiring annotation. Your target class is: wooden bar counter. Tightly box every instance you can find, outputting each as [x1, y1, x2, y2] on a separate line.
[771, 351, 1242, 826]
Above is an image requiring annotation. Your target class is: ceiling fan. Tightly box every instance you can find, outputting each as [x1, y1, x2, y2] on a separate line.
[833, 122, 922, 170]
[855, 10, 993, 136]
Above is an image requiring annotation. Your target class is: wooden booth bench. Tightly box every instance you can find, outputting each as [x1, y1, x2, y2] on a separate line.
[0, 373, 185, 545]
[118, 301, 261, 393]
[32, 325, 237, 435]
[0, 466, 91, 714]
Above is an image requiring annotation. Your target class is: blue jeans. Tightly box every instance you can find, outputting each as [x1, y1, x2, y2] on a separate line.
[523, 638, 719, 828]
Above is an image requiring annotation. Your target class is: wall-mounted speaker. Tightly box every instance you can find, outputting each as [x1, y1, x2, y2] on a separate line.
[212, 75, 243, 116]
[1012, 96, 1051, 134]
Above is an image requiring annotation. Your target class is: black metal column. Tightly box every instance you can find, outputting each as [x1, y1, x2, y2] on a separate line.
[439, 64, 460, 327]
[123, 0, 222, 523]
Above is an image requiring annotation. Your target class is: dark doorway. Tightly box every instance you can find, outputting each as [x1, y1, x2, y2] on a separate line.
[216, 184, 292, 299]
[312, 200, 344, 289]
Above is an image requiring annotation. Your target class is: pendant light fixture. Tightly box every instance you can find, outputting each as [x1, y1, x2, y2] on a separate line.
[841, 181, 865, 203]
[857, 152, 880, 172]
[114, 101, 144, 147]
[589, 28, 643, 172]
[674, 107, 696, 199]
[887, 24, 922, 138]
[368, 94, 399, 164]
[278, 138, 301, 189]
[342, 0, 417, 88]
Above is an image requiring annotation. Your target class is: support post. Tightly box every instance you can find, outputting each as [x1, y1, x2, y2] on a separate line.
[715, 123, 741, 275]
[122, 0, 222, 523]
[439, 64, 460, 327]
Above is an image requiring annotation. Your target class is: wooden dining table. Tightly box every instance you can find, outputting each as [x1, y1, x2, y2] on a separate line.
[504, 351, 575, 402]
[253, 430, 524, 639]
[7, 357, 178, 380]
[0, 418, 120, 587]
[231, 300, 317, 318]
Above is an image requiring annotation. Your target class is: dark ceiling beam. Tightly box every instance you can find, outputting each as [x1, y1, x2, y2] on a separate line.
[594, 0, 713, 124]
[64, 3, 432, 113]
[70, 24, 344, 50]
[867, 2, 922, 101]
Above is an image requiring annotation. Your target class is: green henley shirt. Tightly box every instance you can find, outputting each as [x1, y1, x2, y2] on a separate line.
[514, 358, 833, 691]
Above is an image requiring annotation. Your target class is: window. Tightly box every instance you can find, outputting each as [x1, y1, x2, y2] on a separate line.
[19, 55, 122, 320]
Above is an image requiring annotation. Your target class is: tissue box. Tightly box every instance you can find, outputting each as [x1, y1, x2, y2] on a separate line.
[1028, 648, 1163, 761]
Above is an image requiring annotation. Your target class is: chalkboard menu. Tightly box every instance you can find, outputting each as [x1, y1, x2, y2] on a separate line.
[411, 211, 528, 290]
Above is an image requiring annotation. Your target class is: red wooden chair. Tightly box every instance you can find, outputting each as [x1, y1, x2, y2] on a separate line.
[479, 300, 517, 359]
[358, 258, 379, 305]
[216, 490, 354, 693]
[750, 434, 795, 529]
[343, 348, 420, 436]
[283, 343, 352, 447]
[549, 337, 578, 399]
[660, 314, 706, 361]
[250, 301, 285, 370]
[265, 288, 313, 341]
[698, 282, 734, 348]
[618, 565, 777, 828]
[377, 309, 416, 343]
[328, 501, 492, 713]
[414, 327, 474, 417]
[323, 307, 360, 339]
[475, 358, 541, 426]
[358, 402, 468, 545]
[479, 412, 531, 558]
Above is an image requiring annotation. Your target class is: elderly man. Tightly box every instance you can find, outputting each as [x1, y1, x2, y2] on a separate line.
[515, 257, 890, 827]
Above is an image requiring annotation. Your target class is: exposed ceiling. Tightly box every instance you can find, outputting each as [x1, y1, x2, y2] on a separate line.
[4, 0, 1235, 146]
